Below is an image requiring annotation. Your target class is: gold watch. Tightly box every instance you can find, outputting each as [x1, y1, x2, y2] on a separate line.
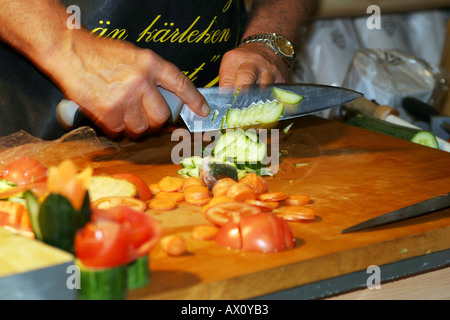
[240, 33, 295, 70]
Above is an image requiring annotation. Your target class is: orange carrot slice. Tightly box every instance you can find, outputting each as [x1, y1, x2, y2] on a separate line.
[212, 178, 238, 197]
[258, 191, 288, 202]
[226, 183, 257, 202]
[283, 194, 311, 206]
[202, 195, 234, 212]
[239, 173, 268, 194]
[158, 176, 185, 192]
[244, 199, 279, 211]
[186, 196, 212, 206]
[160, 234, 187, 256]
[278, 206, 316, 221]
[184, 185, 211, 201]
[155, 191, 185, 203]
[192, 225, 220, 241]
[183, 177, 203, 190]
[149, 198, 177, 211]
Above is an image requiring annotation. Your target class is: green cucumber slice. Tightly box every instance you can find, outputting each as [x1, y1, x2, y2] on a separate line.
[23, 190, 43, 240]
[272, 87, 304, 104]
[76, 259, 128, 300]
[410, 131, 439, 148]
[127, 255, 150, 290]
[225, 100, 284, 128]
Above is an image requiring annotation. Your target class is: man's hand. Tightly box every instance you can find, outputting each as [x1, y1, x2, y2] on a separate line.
[219, 42, 290, 87]
[49, 30, 209, 138]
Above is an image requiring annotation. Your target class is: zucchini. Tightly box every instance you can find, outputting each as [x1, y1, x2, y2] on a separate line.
[344, 109, 439, 149]
[76, 259, 128, 300]
[208, 162, 238, 181]
[225, 100, 284, 128]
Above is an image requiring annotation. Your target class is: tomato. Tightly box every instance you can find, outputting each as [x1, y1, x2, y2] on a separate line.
[91, 196, 147, 212]
[111, 173, 153, 201]
[204, 202, 261, 226]
[2, 157, 47, 185]
[93, 206, 162, 256]
[75, 220, 135, 268]
[215, 213, 295, 253]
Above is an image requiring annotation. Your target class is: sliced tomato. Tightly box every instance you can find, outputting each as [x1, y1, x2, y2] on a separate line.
[91, 196, 147, 212]
[2, 157, 47, 185]
[111, 173, 153, 201]
[204, 201, 261, 226]
[215, 212, 295, 253]
[75, 220, 135, 268]
[93, 206, 162, 256]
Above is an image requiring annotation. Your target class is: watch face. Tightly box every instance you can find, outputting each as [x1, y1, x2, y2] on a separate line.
[275, 36, 294, 57]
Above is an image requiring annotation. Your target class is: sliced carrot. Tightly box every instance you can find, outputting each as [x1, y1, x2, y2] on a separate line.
[244, 199, 279, 211]
[239, 173, 268, 194]
[192, 225, 219, 241]
[149, 198, 177, 211]
[183, 177, 203, 191]
[226, 183, 257, 202]
[160, 234, 187, 256]
[283, 194, 311, 206]
[184, 185, 211, 201]
[0, 200, 25, 225]
[258, 191, 288, 202]
[158, 176, 185, 192]
[278, 206, 316, 221]
[212, 178, 238, 197]
[149, 183, 161, 194]
[202, 195, 234, 212]
[19, 209, 32, 230]
[186, 196, 212, 206]
[155, 191, 185, 203]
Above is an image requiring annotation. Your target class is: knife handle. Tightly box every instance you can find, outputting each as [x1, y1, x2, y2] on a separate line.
[56, 87, 184, 130]
[344, 97, 399, 120]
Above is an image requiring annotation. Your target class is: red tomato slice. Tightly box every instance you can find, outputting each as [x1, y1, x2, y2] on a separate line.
[215, 212, 295, 253]
[75, 220, 135, 268]
[91, 197, 147, 212]
[93, 206, 162, 256]
[240, 213, 295, 253]
[215, 220, 242, 250]
[2, 157, 47, 185]
[204, 202, 261, 226]
[111, 173, 153, 201]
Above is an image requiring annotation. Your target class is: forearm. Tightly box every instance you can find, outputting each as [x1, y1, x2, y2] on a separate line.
[0, 0, 81, 74]
[243, 0, 312, 46]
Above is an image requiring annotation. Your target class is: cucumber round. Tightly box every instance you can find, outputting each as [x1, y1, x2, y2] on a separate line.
[272, 87, 304, 104]
[225, 100, 284, 128]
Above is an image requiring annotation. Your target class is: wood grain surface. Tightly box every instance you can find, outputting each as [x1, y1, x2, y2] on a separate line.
[1, 115, 449, 299]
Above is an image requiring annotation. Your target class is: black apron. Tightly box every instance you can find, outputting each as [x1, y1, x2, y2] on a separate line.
[0, 0, 247, 139]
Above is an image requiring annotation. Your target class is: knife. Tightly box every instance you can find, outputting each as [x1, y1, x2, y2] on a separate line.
[56, 84, 362, 132]
[341, 192, 450, 233]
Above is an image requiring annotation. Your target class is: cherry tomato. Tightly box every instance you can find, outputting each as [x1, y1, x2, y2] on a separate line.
[111, 173, 153, 201]
[93, 206, 162, 256]
[215, 212, 295, 253]
[2, 157, 47, 185]
[75, 220, 135, 268]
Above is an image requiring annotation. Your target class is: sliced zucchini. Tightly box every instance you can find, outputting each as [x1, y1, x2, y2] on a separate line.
[272, 87, 304, 104]
[127, 255, 150, 290]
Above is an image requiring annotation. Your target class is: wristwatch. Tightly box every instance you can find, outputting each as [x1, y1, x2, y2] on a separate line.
[239, 33, 295, 70]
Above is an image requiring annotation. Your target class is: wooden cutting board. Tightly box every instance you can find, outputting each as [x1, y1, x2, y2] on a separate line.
[1, 115, 449, 299]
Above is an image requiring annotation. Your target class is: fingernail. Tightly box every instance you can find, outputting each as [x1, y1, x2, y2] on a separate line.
[201, 103, 210, 116]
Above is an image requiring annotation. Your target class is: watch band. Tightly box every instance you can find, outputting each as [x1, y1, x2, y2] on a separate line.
[239, 33, 295, 70]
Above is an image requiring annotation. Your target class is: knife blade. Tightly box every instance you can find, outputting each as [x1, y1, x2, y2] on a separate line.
[180, 83, 362, 132]
[341, 192, 450, 233]
[56, 84, 362, 132]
